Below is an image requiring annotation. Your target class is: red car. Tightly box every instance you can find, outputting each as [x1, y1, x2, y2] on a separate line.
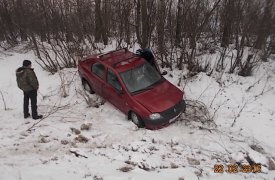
[78, 48, 186, 129]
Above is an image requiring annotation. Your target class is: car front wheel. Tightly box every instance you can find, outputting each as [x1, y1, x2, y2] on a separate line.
[130, 112, 144, 128]
[82, 80, 95, 94]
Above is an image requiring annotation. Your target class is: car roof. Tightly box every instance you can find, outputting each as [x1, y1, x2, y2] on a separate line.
[97, 49, 146, 73]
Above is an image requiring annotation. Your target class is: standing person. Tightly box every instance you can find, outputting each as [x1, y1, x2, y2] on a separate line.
[16, 60, 43, 120]
[136, 48, 157, 69]
[136, 48, 167, 75]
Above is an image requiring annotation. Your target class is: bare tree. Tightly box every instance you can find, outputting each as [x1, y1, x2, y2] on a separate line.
[135, 0, 155, 48]
[0, 0, 274, 75]
[156, 0, 167, 67]
[95, 0, 108, 45]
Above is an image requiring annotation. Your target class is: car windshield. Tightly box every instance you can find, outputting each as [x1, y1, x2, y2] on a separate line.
[120, 63, 162, 94]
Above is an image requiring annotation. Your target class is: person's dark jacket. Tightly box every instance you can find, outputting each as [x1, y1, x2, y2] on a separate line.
[138, 48, 161, 73]
[16, 67, 39, 92]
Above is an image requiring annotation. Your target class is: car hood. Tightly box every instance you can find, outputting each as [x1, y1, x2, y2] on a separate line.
[132, 80, 183, 113]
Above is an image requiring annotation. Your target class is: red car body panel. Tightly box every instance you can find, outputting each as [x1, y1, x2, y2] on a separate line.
[132, 80, 183, 113]
[78, 49, 185, 129]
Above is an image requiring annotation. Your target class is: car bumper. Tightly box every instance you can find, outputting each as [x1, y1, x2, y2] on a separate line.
[144, 100, 186, 130]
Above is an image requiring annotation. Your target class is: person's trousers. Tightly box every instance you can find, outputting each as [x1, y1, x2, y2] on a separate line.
[23, 90, 38, 117]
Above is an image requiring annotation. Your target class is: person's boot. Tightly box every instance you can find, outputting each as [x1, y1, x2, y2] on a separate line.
[24, 113, 30, 119]
[33, 115, 43, 120]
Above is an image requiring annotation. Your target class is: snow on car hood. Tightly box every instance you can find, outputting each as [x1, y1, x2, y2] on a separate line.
[133, 80, 183, 113]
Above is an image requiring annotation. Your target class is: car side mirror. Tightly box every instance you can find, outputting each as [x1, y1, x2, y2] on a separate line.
[116, 87, 124, 95]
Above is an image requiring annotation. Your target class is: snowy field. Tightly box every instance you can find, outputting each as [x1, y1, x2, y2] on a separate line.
[0, 46, 275, 180]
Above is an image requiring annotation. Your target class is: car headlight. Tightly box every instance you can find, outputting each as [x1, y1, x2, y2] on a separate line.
[149, 113, 162, 120]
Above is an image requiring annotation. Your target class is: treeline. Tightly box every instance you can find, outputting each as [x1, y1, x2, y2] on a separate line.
[0, 0, 275, 75]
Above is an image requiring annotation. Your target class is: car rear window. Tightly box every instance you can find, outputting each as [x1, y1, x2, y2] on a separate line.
[92, 62, 105, 79]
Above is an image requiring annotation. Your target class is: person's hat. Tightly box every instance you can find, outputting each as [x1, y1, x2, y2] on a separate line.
[23, 60, 32, 67]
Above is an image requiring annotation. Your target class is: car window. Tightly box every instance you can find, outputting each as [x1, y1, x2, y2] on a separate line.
[92, 62, 105, 79]
[107, 69, 122, 91]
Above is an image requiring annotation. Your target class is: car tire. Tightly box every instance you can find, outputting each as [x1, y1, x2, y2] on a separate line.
[130, 112, 145, 128]
[82, 80, 95, 94]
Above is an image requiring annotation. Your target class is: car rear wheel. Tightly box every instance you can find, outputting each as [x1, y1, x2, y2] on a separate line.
[130, 112, 144, 128]
[82, 80, 95, 94]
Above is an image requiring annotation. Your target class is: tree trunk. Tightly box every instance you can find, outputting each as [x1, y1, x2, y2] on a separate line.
[135, 0, 142, 46]
[255, 0, 273, 50]
[175, 0, 183, 47]
[221, 0, 234, 47]
[140, 0, 148, 48]
[95, 0, 102, 42]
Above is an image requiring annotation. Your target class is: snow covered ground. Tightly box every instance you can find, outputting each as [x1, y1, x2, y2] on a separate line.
[0, 46, 275, 180]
